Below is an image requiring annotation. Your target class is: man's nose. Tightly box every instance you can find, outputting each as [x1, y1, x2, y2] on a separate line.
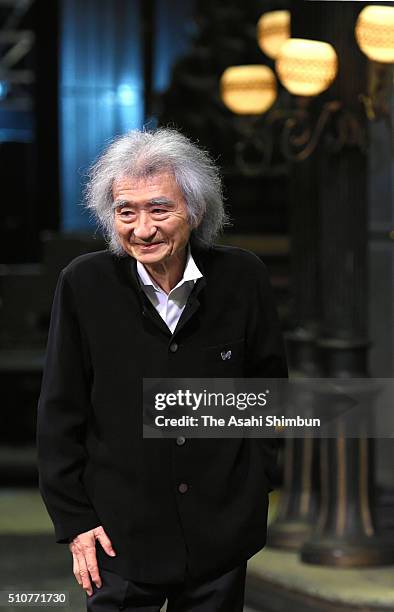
[133, 212, 156, 240]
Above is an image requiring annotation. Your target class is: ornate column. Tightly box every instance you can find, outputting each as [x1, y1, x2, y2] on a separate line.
[268, 153, 321, 550]
[300, 2, 394, 566]
[267, 4, 321, 551]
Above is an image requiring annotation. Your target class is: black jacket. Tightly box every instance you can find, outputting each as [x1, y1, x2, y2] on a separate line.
[36, 239, 287, 584]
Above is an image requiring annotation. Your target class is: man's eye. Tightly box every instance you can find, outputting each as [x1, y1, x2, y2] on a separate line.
[152, 209, 167, 215]
[120, 210, 134, 216]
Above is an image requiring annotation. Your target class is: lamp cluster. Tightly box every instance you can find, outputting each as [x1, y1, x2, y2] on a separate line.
[220, 5, 394, 116]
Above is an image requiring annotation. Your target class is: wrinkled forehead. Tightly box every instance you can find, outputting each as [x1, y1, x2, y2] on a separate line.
[111, 170, 189, 214]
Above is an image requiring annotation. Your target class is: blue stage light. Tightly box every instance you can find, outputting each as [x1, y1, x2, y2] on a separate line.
[117, 84, 137, 106]
[0, 81, 9, 101]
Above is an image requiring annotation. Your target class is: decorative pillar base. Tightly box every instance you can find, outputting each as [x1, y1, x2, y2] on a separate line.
[301, 537, 394, 567]
[268, 328, 320, 551]
[267, 434, 320, 551]
[300, 432, 394, 567]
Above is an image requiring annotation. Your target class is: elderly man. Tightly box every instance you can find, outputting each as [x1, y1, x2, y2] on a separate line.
[37, 128, 287, 612]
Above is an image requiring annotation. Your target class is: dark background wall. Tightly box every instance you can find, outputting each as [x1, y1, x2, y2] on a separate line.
[0, 0, 393, 491]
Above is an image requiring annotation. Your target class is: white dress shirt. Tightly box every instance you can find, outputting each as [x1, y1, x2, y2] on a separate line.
[136, 246, 203, 334]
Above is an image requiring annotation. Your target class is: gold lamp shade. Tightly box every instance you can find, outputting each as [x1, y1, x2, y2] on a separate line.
[276, 38, 338, 97]
[257, 10, 291, 59]
[220, 65, 277, 115]
[355, 5, 394, 64]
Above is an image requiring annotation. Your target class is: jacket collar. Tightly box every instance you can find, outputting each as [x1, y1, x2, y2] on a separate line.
[115, 234, 210, 337]
[117, 233, 210, 294]
[136, 243, 203, 291]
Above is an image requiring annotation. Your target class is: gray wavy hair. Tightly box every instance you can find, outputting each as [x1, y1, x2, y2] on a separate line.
[84, 127, 228, 256]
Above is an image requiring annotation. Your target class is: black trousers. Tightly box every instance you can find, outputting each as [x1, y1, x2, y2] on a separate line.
[86, 563, 247, 612]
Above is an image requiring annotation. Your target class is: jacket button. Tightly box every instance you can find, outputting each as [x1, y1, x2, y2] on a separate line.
[176, 436, 186, 446]
[169, 342, 178, 353]
[178, 483, 188, 493]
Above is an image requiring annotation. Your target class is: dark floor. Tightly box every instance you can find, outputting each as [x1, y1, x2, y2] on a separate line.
[0, 526, 257, 612]
[0, 534, 85, 611]
[7, 480, 394, 611]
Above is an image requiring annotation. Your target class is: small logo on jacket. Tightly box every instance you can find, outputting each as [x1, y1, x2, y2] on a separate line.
[221, 350, 232, 361]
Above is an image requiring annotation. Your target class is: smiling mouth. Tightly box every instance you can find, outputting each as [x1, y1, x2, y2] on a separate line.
[133, 242, 164, 248]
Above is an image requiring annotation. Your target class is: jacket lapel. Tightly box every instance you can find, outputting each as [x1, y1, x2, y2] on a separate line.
[115, 235, 211, 337]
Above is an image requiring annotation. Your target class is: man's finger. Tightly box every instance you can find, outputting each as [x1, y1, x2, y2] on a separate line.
[84, 543, 102, 589]
[69, 543, 82, 586]
[76, 553, 93, 597]
[94, 527, 116, 557]
[72, 553, 82, 586]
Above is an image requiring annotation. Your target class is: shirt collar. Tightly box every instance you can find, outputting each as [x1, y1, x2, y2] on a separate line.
[136, 244, 203, 291]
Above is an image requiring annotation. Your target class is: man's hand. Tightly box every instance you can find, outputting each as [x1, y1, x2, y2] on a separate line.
[68, 525, 116, 596]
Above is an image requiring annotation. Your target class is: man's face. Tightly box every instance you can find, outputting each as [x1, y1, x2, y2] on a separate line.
[112, 172, 192, 266]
